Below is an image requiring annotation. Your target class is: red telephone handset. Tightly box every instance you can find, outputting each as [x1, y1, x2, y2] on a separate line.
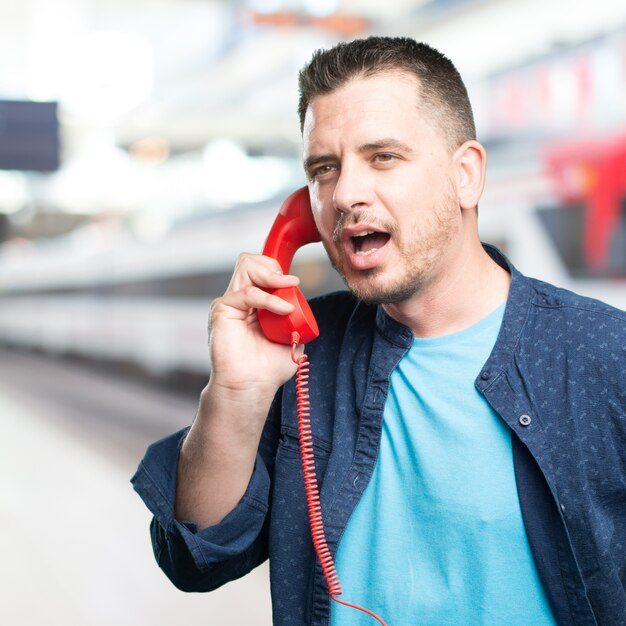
[256, 188, 387, 625]
[257, 187, 321, 345]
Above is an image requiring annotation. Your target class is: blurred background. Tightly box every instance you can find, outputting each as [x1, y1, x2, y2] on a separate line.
[1, 0, 625, 624]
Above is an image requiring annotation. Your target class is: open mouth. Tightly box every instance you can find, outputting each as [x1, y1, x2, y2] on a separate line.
[351, 231, 391, 256]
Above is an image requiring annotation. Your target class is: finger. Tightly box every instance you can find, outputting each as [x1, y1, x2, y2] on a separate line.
[230, 253, 300, 291]
[218, 285, 295, 316]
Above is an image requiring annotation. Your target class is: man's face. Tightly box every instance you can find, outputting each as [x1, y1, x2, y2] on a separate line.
[302, 71, 463, 305]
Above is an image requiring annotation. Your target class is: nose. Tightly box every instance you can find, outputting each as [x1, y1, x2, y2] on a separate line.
[332, 164, 374, 214]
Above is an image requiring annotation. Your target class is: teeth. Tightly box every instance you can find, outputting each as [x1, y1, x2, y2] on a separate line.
[356, 247, 378, 256]
[351, 230, 381, 256]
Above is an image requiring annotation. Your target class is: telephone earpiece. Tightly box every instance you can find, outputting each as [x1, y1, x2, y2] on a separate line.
[257, 187, 321, 345]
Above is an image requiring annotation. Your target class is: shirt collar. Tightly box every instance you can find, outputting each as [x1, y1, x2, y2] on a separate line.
[371, 244, 536, 380]
[478, 244, 536, 388]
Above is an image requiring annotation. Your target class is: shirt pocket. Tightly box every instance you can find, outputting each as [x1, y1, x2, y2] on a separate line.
[276, 425, 332, 463]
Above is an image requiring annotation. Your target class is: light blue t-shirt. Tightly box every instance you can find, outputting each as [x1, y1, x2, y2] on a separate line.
[330, 305, 556, 625]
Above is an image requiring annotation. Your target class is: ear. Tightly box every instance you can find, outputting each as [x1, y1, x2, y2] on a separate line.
[453, 140, 487, 211]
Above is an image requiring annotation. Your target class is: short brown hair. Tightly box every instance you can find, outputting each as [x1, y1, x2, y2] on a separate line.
[298, 36, 476, 151]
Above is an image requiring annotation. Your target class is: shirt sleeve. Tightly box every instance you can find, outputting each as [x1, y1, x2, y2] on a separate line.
[130, 426, 272, 592]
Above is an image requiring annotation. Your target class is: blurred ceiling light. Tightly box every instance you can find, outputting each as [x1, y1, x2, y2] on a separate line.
[202, 138, 293, 206]
[47, 129, 150, 214]
[60, 30, 154, 124]
[0, 171, 29, 215]
[131, 210, 171, 242]
[303, 0, 338, 17]
[129, 136, 171, 164]
[248, 0, 284, 13]
[249, 0, 339, 15]
[25, 0, 86, 102]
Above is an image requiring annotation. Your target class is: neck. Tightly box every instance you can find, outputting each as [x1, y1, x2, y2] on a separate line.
[382, 241, 510, 338]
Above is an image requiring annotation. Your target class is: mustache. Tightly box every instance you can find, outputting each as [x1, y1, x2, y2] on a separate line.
[332, 211, 397, 243]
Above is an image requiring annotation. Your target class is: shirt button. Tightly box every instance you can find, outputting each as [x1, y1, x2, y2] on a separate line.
[480, 369, 492, 380]
[519, 414, 532, 427]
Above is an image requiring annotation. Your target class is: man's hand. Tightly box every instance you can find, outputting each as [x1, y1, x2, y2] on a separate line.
[208, 252, 302, 400]
[175, 253, 302, 530]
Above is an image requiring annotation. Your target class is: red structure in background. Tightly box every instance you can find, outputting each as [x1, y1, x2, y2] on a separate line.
[544, 133, 626, 273]
[243, 10, 369, 37]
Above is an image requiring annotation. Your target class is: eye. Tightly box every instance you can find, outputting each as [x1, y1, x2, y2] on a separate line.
[310, 164, 337, 180]
[373, 153, 396, 163]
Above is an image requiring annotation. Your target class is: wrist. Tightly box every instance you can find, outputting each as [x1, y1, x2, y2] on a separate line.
[192, 380, 276, 451]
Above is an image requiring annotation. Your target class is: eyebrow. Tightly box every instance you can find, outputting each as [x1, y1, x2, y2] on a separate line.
[358, 138, 414, 154]
[303, 138, 413, 173]
[303, 153, 334, 173]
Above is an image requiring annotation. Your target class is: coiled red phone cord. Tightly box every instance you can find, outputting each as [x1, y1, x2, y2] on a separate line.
[291, 333, 387, 626]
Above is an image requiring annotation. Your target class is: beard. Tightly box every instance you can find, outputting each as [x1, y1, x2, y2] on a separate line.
[324, 186, 459, 306]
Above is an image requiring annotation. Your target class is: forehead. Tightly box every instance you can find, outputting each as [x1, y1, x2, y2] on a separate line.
[302, 71, 429, 151]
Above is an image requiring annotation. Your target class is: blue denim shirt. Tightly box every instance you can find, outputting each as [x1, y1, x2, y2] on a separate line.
[131, 246, 626, 625]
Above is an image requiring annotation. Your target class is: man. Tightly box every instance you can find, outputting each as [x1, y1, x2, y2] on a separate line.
[132, 37, 625, 625]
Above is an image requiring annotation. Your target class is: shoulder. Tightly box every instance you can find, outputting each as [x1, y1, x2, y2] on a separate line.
[487, 243, 624, 326]
[524, 275, 626, 326]
[515, 275, 625, 371]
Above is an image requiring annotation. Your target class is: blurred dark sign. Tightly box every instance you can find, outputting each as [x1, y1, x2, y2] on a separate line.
[0, 100, 60, 172]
